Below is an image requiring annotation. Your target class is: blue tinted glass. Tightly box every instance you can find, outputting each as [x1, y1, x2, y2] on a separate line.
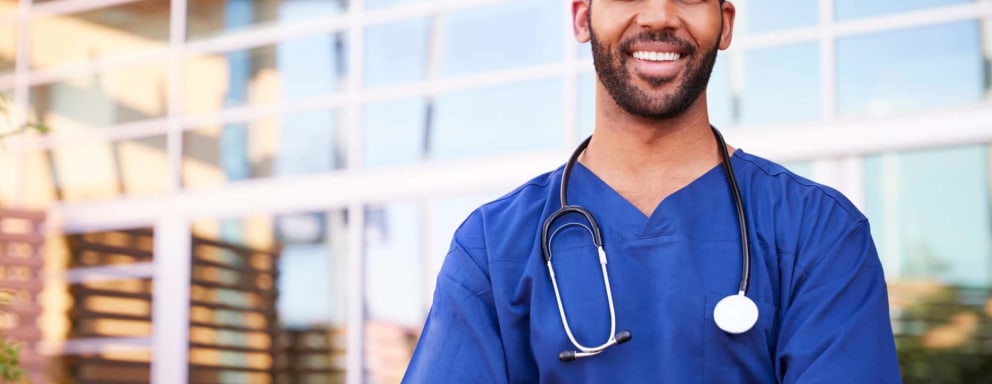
[742, 0, 818, 34]
[275, 110, 344, 176]
[365, 18, 429, 88]
[365, 203, 426, 325]
[578, 72, 595, 139]
[836, 0, 970, 20]
[782, 162, 813, 180]
[442, 0, 563, 77]
[363, 98, 428, 167]
[708, 51, 734, 129]
[837, 22, 983, 118]
[741, 41, 820, 126]
[432, 78, 564, 159]
[864, 146, 991, 287]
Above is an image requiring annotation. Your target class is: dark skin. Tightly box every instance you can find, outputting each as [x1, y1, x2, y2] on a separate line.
[571, 0, 736, 216]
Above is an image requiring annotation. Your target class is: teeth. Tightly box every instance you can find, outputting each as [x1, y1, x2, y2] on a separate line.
[633, 51, 681, 62]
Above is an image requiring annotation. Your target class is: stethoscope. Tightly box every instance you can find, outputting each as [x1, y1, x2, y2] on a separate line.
[541, 126, 758, 362]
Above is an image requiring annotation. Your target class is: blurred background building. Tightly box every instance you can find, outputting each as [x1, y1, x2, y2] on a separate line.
[0, 0, 990, 383]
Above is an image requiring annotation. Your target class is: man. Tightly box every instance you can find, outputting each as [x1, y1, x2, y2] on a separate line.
[403, 0, 902, 382]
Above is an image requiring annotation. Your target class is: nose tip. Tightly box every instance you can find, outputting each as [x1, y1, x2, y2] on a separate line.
[636, 0, 680, 30]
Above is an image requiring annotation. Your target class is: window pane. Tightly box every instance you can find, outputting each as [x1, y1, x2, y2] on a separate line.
[182, 110, 346, 189]
[363, 98, 427, 168]
[184, 32, 348, 116]
[186, 0, 347, 41]
[864, 145, 990, 287]
[740, 41, 820, 127]
[30, 63, 170, 128]
[577, 72, 594, 140]
[364, 18, 429, 88]
[0, 1, 16, 12]
[29, 0, 170, 70]
[432, 78, 563, 159]
[0, 22, 14, 74]
[192, 211, 349, 382]
[50, 135, 169, 202]
[836, 0, 970, 20]
[837, 22, 983, 118]
[364, 203, 424, 382]
[441, 0, 562, 77]
[741, 0, 818, 34]
[708, 51, 733, 129]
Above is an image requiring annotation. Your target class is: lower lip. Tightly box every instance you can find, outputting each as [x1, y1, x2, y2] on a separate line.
[630, 57, 683, 80]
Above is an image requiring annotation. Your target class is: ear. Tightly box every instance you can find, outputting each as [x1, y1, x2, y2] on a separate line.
[718, 1, 736, 50]
[573, 0, 591, 43]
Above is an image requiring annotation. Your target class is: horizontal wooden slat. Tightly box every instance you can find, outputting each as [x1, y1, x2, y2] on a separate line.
[0, 280, 43, 291]
[71, 287, 152, 300]
[189, 342, 272, 354]
[0, 256, 43, 267]
[191, 278, 276, 297]
[70, 241, 153, 259]
[189, 321, 271, 333]
[192, 258, 276, 276]
[73, 309, 150, 323]
[0, 233, 44, 244]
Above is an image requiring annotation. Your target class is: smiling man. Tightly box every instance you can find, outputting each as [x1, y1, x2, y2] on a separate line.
[402, 1, 902, 383]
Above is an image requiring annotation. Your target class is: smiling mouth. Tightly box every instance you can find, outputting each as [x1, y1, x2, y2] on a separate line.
[631, 51, 682, 62]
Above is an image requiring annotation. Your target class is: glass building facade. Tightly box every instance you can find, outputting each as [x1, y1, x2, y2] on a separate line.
[0, 0, 990, 382]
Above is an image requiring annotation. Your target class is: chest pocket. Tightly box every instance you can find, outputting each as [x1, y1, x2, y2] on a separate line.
[703, 293, 777, 383]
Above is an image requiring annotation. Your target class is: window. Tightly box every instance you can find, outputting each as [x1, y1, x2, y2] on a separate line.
[837, 22, 983, 118]
[864, 145, 991, 287]
[183, 32, 348, 116]
[739, 42, 820, 126]
[29, 0, 170, 70]
[441, 0, 562, 77]
[432, 78, 564, 159]
[835, 0, 971, 20]
[186, 0, 347, 41]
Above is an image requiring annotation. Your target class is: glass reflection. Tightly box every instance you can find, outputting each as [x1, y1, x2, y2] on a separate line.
[740, 42, 820, 126]
[740, 0, 818, 34]
[183, 32, 348, 116]
[578, 72, 595, 139]
[0, 23, 14, 74]
[182, 110, 346, 189]
[364, 203, 423, 383]
[364, 18, 429, 88]
[192, 211, 349, 382]
[865, 145, 990, 286]
[864, 145, 992, 383]
[835, 0, 971, 20]
[432, 78, 563, 159]
[44, 135, 168, 202]
[363, 98, 427, 168]
[441, 0, 562, 77]
[708, 51, 733, 129]
[30, 63, 170, 129]
[837, 22, 983, 118]
[186, 0, 347, 41]
[28, 0, 170, 70]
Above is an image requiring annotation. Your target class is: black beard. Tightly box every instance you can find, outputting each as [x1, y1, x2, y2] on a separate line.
[590, 28, 720, 120]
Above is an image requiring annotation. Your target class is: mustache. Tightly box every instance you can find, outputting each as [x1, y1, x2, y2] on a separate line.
[619, 30, 696, 56]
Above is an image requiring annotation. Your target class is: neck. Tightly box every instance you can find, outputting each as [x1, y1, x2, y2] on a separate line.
[579, 85, 730, 216]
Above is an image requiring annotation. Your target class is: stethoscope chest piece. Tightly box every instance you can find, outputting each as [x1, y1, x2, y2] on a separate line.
[713, 293, 759, 334]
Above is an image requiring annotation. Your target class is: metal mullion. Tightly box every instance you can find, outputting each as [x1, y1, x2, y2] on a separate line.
[25, 0, 143, 18]
[833, 2, 989, 38]
[363, 0, 513, 27]
[11, 0, 30, 207]
[2, 118, 169, 152]
[345, 0, 366, 382]
[561, 0, 578, 147]
[166, 0, 187, 194]
[819, 0, 836, 123]
[182, 14, 350, 57]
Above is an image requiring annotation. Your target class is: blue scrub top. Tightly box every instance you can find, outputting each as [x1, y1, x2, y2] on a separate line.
[403, 150, 902, 383]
